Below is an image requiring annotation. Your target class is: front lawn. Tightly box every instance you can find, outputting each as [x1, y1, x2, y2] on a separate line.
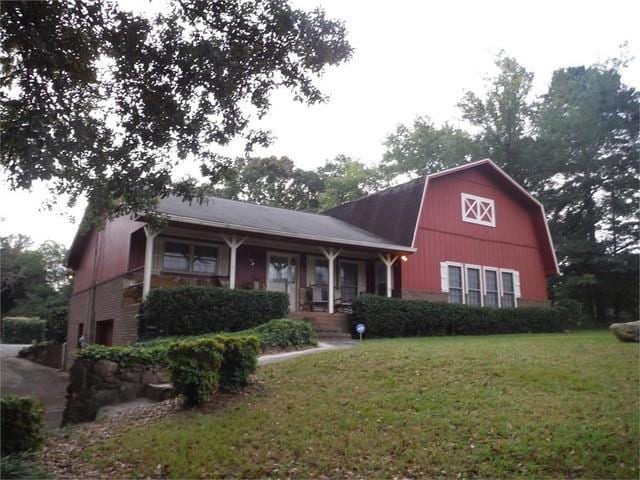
[67, 331, 640, 478]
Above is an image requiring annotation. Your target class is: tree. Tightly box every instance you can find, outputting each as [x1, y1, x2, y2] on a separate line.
[458, 53, 539, 189]
[214, 156, 324, 211]
[535, 62, 639, 323]
[1, 236, 70, 317]
[1, 0, 352, 221]
[317, 155, 385, 210]
[381, 117, 480, 178]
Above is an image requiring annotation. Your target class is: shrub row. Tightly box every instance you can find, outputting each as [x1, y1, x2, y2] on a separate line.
[251, 318, 318, 350]
[139, 286, 289, 339]
[78, 334, 259, 405]
[350, 295, 572, 338]
[1, 396, 44, 457]
[1, 317, 45, 344]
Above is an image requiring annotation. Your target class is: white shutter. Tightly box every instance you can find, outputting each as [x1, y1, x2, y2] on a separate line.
[440, 262, 449, 292]
[152, 238, 163, 274]
[514, 270, 521, 298]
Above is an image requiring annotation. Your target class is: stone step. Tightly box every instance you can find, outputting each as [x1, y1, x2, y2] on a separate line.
[144, 383, 175, 402]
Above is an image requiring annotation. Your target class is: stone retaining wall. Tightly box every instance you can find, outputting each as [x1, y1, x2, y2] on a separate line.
[62, 358, 172, 425]
[18, 342, 64, 369]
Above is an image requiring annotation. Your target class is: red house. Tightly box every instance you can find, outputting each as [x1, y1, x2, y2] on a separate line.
[65, 159, 558, 364]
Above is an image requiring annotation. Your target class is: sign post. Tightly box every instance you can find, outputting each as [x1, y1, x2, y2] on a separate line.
[356, 323, 366, 341]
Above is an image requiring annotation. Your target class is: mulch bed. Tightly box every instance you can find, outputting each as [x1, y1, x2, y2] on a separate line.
[36, 381, 265, 479]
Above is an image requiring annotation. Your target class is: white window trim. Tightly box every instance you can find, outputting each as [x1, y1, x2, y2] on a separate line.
[499, 268, 519, 308]
[443, 261, 465, 304]
[482, 266, 501, 308]
[461, 193, 496, 227]
[159, 237, 224, 276]
[464, 264, 483, 307]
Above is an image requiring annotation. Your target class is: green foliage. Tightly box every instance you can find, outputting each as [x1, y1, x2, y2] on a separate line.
[1, 317, 45, 344]
[167, 338, 225, 406]
[215, 336, 260, 392]
[351, 295, 570, 338]
[0, 396, 44, 457]
[215, 156, 325, 211]
[77, 343, 170, 367]
[140, 286, 289, 339]
[252, 318, 318, 350]
[1, 0, 352, 220]
[317, 155, 386, 210]
[44, 306, 68, 343]
[0, 453, 52, 479]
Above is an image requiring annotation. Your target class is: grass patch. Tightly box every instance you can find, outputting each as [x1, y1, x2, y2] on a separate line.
[90, 331, 637, 478]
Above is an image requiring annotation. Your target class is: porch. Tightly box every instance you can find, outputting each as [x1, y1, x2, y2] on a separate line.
[124, 220, 412, 320]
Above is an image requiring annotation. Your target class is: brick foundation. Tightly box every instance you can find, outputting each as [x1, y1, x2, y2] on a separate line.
[401, 290, 448, 302]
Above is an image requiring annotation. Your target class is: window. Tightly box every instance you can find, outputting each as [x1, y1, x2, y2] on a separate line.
[162, 240, 219, 275]
[461, 193, 495, 227]
[465, 266, 482, 306]
[448, 265, 464, 304]
[442, 262, 520, 308]
[501, 271, 516, 307]
[95, 319, 114, 347]
[484, 269, 500, 307]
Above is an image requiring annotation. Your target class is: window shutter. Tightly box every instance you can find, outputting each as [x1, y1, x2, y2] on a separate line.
[217, 245, 230, 276]
[514, 270, 521, 298]
[440, 262, 449, 292]
[152, 238, 163, 274]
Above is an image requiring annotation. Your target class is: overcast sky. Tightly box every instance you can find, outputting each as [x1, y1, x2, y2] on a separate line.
[1, 0, 638, 248]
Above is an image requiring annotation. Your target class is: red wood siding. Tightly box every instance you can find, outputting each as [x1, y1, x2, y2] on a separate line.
[403, 168, 549, 301]
[72, 216, 145, 293]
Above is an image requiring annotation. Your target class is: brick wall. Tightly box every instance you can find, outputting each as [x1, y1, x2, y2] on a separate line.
[65, 275, 140, 368]
[401, 290, 448, 302]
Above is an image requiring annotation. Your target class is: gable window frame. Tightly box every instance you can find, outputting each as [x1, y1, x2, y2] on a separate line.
[464, 264, 483, 307]
[160, 237, 221, 276]
[482, 266, 501, 308]
[461, 193, 496, 227]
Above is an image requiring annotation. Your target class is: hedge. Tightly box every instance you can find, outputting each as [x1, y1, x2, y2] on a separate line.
[1, 318, 45, 344]
[350, 295, 571, 338]
[44, 306, 68, 343]
[139, 286, 289, 339]
[0, 396, 44, 457]
[214, 335, 260, 391]
[251, 319, 318, 350]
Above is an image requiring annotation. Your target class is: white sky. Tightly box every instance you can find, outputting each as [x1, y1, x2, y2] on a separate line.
[1, 0, 638, 248]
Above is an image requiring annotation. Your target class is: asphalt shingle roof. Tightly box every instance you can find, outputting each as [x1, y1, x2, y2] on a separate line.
[156, 195, 415, 252]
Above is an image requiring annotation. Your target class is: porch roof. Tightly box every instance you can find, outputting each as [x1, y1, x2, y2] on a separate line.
[153, 195, 416, 253]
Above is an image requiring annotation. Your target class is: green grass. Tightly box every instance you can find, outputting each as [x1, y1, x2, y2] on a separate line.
[92, 331, 637, 478]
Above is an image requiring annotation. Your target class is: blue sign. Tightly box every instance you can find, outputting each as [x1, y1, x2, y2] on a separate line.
[356, 323, 366, 334]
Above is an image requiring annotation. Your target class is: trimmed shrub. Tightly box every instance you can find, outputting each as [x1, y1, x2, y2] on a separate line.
[215, 335, 260, 391]
[351, 295, 570, 338]
[0, 453, 52, 479]
[167, 338, 225, 406]
[252, 318, 318, 350]
[1, 317, 45, 344]
[77, 343, 170, 367]
[0, 396, 44, 457]
[45, 306, 68, 343]
[139, 286, 289, 339]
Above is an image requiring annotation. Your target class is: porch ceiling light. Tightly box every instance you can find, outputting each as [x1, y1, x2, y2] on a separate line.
[401, 255, 408, 262]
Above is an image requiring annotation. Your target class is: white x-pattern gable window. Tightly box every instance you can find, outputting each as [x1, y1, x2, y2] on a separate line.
[461, 193, 495, 227]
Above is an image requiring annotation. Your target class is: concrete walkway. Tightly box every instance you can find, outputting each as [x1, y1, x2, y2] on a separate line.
[258, 340, 357, 365]
[1, 344, 69, 430]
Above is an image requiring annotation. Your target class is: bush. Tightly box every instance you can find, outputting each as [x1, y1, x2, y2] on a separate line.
[215, 335, 260, 391]
[44, 306, 68, 343]
[0, 396, 44, 457]
[77, 343, 171, 367]
[252, 319, 318, 350]
[0, 453, 52, 479]
[350, 295, 570, 338]
[1, 317, 45, 344]
[167, 338, 225, 406]
[139, 287, 289, 339]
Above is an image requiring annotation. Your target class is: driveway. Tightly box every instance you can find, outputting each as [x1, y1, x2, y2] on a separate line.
[1, 344, 69, 430]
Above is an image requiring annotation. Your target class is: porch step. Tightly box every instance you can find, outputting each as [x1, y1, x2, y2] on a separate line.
[289, 311, 352, 339]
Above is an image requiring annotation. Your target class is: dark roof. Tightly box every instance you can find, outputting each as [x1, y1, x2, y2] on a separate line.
[154, 195, 415, 252]
[323, 177, 425, 247]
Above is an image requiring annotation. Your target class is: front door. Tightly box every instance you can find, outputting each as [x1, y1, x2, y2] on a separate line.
[267, 253, 298, 311]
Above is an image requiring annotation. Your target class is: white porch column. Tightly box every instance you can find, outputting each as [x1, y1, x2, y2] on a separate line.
[223, 234, 247, 289]
[379, 254, 399, 298]
[321, 247, 341, 314]
[143, 225, 160, 299]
